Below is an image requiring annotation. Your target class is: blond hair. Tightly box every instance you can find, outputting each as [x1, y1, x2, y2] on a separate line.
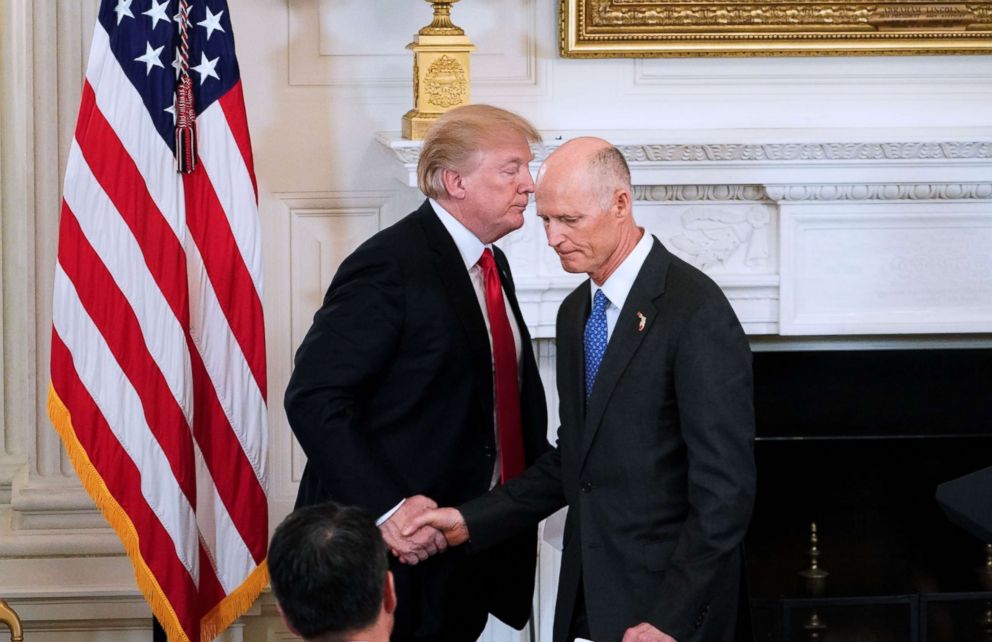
[417, 105, 541, 199]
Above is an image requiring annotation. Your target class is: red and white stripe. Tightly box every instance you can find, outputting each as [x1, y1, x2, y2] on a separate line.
[51, 19, 267, 642]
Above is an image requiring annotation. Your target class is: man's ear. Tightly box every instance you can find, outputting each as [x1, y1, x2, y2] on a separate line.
[383, 571, 397, 615]
[614, 188, 631, 218]
[276, 603, 302, 638]
[441, 168, 466, 200]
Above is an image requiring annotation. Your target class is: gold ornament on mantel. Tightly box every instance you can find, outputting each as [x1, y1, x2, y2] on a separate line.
[401, 0, 476, 140]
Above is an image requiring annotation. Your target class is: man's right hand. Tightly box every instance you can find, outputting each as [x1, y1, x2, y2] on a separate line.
[403, 507, 470, 547]
[379, 495, 448, 565]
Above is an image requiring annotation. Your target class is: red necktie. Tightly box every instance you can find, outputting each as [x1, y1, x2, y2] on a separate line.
[478, 248, 525, 482]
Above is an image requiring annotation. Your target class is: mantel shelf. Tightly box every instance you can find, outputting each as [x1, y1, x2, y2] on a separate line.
[376, 129, 992, 188]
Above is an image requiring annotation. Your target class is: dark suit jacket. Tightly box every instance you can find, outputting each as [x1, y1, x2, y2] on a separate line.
[462, 237, 756, 642]
[285, 200, 549, 637]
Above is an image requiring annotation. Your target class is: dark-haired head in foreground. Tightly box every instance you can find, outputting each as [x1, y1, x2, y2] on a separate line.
[268, 502, 395, 642]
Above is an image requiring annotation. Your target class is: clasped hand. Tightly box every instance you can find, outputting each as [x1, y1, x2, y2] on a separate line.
[378, 496, 468, 565]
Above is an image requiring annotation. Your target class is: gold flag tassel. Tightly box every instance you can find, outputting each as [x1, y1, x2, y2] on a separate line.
[175, 0, 197, 174]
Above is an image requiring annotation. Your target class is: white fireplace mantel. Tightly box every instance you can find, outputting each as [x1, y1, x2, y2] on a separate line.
[377, 129, 992, 338]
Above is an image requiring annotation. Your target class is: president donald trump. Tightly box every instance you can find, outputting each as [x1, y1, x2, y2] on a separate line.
[286, 105, 550, 642]
[409, 137, 756, 642]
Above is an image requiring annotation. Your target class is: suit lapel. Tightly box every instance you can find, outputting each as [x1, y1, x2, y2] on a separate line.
[416, 202, 493, 419]
[493, 247, 526, 341]
[579, 240, 670, 468]
[561, 285, 590, 430]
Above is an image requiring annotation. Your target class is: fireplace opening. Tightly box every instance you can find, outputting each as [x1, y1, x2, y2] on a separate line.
[745, 347, 992, 642]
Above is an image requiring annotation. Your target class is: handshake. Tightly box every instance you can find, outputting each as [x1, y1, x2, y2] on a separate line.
[378, 495, 470, 565]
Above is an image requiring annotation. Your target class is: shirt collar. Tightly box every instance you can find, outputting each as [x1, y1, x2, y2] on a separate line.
[590, 230, 653, 311]
[430, 198, 487, 270]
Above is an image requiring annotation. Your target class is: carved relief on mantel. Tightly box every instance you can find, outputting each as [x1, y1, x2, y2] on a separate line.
[667, 205, 771, 271]
[633, 185, 773, 273]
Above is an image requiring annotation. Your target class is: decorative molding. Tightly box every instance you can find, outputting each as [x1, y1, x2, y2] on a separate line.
[388, 144, 425, 165]
[9, 480, 105, 531]
[288, 0, 543, 96]
[0, 590, 258, 638]
[766, 183, 992, 201]
[287, 200, 385, 481]
[377, 133, 992, 186]
[380, 140, 992, 165]
[0, 525, 125, 557]
[0, 0, 91, 508]
[562, 0, 992, 57]
[634, 183, 992, 203]
[634, 184, 768, 201]
[475, 140, 984, 166]
[0, 469, 125, 556]
[615, 142, 992, 162]
[1, 0, 32, 495]
[593, 0, 972, 25]
[0, 81, 6, 497]
[286, 197, 390, 351]
[262, 192, 398, 524]
[5, 594, 150, 625]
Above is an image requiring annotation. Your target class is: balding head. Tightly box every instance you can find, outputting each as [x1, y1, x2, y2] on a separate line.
[535, 138, 641, 285]
[537, 137, 631, 211]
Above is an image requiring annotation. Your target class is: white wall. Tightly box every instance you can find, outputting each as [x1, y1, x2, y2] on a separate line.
[1, 0, 990, 640]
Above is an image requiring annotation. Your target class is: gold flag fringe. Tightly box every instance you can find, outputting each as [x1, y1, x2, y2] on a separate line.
[47, 382, 190, 642]
[200, 560, 268, 642]
[48, 382, 269, 641]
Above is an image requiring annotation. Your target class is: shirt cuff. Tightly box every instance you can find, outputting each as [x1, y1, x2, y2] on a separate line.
[376, 498, 406, 526]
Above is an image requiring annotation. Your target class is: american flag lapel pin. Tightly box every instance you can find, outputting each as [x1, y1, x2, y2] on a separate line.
[637, 312, 647, 332]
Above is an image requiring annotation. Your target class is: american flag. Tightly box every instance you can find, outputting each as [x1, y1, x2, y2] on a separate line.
[47, 1, 268, 640]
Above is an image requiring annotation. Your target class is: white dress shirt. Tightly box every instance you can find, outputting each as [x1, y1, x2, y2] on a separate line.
[590, 230, 653, 341]
[378, 200, 524, 525]
[431, 199, 524, 373]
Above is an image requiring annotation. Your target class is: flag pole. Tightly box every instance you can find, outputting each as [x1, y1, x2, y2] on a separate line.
[152, 617, 167, 641]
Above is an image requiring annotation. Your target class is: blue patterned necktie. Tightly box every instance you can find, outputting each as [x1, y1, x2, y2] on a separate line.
[584, 289, 610, 400]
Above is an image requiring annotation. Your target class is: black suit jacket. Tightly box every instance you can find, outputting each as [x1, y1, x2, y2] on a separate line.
[285, 200, 549, 636]
[462, 238, 756, 642]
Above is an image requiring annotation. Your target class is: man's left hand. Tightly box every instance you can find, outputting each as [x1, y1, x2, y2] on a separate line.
[622, 623, 677, 642]
[379, 495, 448, 564]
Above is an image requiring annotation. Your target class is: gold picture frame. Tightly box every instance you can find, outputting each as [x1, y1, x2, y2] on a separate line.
[561, 0, 992, 56]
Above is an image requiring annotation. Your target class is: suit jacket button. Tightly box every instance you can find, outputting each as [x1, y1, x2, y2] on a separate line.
[482, 445, 495, 458]
[581, 482, 592, 493]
